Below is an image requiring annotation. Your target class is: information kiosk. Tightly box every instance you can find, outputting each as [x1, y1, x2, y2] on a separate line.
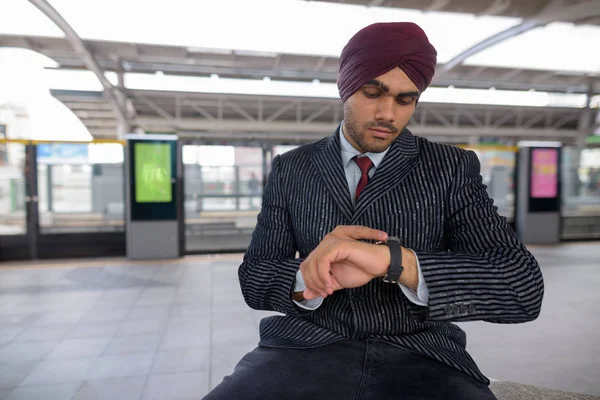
[125, 134, 180, 259]
[515, 141, 562, 244]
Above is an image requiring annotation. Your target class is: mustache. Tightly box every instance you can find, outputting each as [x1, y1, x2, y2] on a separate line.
[365, 122, 398, 133]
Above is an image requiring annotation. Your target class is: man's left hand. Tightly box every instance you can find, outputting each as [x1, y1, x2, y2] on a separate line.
[300, 236, 390, 300]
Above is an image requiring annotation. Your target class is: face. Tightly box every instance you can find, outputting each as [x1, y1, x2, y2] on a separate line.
[342, 67, 419, 153]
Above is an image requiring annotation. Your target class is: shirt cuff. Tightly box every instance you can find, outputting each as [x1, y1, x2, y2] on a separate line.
[293, 269, 324, 310]
[398, 249, 429, 306]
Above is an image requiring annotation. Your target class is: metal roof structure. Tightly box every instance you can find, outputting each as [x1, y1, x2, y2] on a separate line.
[1, 0, 599, 143]
[311, 0, 600, 23]
[1, 34, 597, 94]
[51, 88, 585, 144]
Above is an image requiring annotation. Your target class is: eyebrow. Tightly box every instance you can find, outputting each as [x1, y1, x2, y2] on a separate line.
[365, 79, 420, 100]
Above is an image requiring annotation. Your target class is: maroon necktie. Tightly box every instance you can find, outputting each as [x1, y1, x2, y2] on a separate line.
[353, 155, 373, 201]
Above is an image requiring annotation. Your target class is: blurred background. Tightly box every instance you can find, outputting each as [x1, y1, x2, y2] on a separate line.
[1, 0, 599, 258]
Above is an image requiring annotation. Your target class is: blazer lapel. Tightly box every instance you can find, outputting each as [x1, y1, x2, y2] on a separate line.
[351, 129, 420, 223]
[311, 127, 354, 221]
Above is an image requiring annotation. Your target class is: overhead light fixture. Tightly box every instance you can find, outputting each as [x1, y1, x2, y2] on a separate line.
[517, 140, 562, 148]
[210, 74, 219, 80]
[489, 87, 496, 91]
[186, 47, 231, 55]
[312, 79, 320, 85]
[263, 77, 271, 82]
[234, 50, 278, 58]
[155, 71, 164, 76]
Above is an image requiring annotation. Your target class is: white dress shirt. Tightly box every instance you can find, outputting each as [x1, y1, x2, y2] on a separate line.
[293, 124, 430, 309]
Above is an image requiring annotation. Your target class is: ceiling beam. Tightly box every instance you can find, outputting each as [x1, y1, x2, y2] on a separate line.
[315, 57, 327, 71]
[187, 104, 216, 121]
[438, 0, 600, 76]
[480, 0, 512, 16]
[303, 105, 332, 123]
[438, 20, 541, 75]
[425, 0, 451, 11]
[225, 101, 256, 122]
[134, 116, 577, 139]
[265, 103, 296, 123]
[135, 95, 174, 120]
[26, 0, 130, 138]
[5, 34, 598, 94]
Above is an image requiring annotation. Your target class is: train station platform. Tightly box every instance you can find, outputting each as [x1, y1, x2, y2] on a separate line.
[0, 242, 599, 399]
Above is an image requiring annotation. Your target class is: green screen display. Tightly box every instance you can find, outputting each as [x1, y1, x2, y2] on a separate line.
[134, 143, 172, 203]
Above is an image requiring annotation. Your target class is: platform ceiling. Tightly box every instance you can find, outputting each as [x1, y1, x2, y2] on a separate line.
[1, 0, 599, 141]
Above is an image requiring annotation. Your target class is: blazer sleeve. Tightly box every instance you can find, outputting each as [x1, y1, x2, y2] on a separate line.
[238, 155, 311, 316]
[414, 149, 544, 323]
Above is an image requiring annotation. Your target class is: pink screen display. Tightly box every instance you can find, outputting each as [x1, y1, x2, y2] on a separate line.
[530, 149, 558, 198]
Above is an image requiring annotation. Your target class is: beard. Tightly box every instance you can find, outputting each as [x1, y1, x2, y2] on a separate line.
[343, 105, 406, 154]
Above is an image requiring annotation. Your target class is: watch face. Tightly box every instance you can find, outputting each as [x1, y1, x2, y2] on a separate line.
[375, 236, 402, 246]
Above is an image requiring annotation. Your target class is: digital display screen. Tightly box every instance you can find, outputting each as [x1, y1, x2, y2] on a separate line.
[134, 143, 172, 203]
[530, 148, 558, 198]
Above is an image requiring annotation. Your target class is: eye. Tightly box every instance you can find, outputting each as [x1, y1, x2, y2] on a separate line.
[362, 87, 381, 98]
[396, 96, 416, 106]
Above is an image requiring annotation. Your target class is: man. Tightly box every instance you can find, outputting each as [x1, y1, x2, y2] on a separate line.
[247, 171, 261, 208]
[203, 22, 544, 399]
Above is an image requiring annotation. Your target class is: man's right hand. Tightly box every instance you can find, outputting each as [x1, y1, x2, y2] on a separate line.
[298, 225, 388, 300]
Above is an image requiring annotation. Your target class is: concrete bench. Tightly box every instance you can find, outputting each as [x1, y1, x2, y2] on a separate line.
[490, 381, 600, 399]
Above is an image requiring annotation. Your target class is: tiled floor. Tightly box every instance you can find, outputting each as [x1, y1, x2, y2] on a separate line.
[0, 242, 599, 399]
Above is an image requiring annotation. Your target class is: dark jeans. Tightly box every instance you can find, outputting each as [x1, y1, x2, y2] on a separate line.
[203, 340, 497, 400]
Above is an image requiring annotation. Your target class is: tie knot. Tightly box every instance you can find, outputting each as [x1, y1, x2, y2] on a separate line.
[353, 156, 373, 175]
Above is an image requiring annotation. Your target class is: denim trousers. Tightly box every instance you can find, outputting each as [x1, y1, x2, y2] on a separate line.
[203, 339, 497, 400]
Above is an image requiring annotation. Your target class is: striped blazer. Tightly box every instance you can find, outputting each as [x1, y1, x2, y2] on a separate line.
[238, 127, 544, 383]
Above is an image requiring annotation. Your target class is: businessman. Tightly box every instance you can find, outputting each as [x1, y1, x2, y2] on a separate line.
[203, 21, 544, 400]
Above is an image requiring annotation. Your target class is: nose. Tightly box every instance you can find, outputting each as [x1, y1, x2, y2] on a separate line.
[374, 97, 396, 123]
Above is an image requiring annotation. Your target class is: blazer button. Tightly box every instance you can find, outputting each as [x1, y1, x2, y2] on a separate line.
[444, 305, 453, 315]
[452, 305, 460, 315]
[459, 304, 468, 314]
[468, 304, 477, 314]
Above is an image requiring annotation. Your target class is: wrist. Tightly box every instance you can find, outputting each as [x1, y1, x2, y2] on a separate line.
[375, 244, 391, 277]
[399, 246, 418, 291]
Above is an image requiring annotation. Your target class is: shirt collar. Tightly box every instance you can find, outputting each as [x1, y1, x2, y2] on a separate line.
[339, 122, 390, 169]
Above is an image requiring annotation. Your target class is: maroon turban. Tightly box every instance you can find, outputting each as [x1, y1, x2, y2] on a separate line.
[337, 22, 437, 102]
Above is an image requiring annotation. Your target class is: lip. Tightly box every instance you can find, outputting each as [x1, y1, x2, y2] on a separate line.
[368, 128, 393, 138]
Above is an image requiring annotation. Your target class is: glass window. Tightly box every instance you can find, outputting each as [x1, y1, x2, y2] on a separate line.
[184, 144, 263, 253]
[562, 147, 600, 215]
[0, 142, 27, 235]
[464, 146, 516, 220]
[37, 143, 125, 234]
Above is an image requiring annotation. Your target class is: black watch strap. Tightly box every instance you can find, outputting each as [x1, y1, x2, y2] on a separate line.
[381, 238, 404, 283]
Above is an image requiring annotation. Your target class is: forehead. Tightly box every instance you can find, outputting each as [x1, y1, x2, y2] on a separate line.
[371, 67, 419, 94]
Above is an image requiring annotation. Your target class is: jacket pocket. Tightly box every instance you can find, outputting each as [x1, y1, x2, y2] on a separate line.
[382, 205, 445, 250]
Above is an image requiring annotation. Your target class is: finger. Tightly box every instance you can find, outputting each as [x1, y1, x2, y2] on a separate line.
[303, 247, 330, 297]
[334, 225, 387, 242]
[303, 288, 320, 300]
[302, 258, 328, 298]
[330, 274, 343, 291]
[316, 257, 333, 295]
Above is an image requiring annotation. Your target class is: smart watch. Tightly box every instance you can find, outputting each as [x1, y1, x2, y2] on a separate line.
[376, 236, 404, 283]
